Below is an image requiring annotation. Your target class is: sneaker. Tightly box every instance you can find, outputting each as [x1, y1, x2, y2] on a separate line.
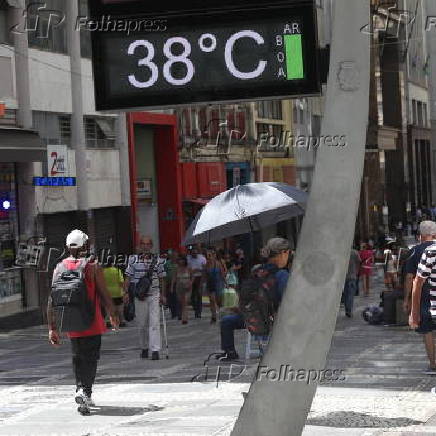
[140, 349, 149, 359]
[345, 312, 352, 318]
[218, 351, 239, 362]
[84, 393, 95, 407]
[75, 388, 92, 406]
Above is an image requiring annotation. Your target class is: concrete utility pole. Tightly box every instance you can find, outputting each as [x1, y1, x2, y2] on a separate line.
[11, 0, 32, 129]
[66, 1, 88, 210]
[116, 112, 131, 207]
[66, 2, 93, 243]
[231, 1, 370, 435]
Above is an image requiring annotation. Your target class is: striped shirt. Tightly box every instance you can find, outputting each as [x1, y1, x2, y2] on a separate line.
[416, 243, 436, 317]
[125, 254, 166, 292]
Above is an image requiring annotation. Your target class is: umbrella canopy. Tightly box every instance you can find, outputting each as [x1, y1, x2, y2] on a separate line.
[183, 182, 308, 245]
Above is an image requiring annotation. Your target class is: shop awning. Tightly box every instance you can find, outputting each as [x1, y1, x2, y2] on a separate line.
[0, 127, 46, 162]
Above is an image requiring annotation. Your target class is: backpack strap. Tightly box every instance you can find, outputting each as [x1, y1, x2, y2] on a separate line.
[56, 260, 69, 274]
[77, 257, 88, 272]
[145, 255, 159, 278]
[52, 260, 67, 285]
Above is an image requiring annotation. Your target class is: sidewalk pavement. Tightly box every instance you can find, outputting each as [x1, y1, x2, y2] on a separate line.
[1, 268, 436, 435]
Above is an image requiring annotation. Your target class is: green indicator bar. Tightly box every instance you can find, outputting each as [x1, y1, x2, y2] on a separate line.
[284, 34, 304, 80]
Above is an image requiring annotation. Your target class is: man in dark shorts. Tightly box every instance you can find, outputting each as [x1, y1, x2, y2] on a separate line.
[408, 221, 436, 373]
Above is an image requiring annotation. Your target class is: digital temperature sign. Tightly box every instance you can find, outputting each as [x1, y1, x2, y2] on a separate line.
[90, 0, 319, 110]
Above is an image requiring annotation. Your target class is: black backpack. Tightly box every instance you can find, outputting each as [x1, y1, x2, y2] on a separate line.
[239, 270, 277, 336]
[50, 259, 95, 333]
[135, 255, 158, 300]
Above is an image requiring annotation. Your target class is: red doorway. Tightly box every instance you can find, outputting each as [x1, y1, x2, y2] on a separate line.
[127, 112, 183, 251]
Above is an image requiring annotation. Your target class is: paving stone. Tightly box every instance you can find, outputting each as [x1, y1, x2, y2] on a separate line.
[0, 274, 435, 434]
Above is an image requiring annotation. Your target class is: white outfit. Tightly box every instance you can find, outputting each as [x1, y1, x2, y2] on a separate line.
[125, 253, 165, 352]
[135, 292, 161, 352]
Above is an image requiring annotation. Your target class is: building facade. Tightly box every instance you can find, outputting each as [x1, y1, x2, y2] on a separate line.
[357, 0, 433, 241]
[0, 0, 131, 321]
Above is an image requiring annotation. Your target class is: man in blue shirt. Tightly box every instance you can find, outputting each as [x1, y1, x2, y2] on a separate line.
[217, 238, 290, 361]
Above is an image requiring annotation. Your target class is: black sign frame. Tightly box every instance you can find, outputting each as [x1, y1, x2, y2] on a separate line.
[90, 0, 320, 111]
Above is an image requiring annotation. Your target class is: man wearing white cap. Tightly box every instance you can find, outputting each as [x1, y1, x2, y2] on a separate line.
[47, 229, 118, 413]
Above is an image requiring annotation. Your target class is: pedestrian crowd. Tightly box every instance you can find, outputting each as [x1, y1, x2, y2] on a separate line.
[46, 229, 294, 413]
[46, 218, 436, 414]
[353, 219, 436, 378]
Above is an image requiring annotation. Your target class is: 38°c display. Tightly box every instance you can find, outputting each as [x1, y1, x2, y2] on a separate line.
[90, 1, 319, 110]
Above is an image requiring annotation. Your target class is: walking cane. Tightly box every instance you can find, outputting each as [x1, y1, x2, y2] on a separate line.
[161, 304, 169, 359]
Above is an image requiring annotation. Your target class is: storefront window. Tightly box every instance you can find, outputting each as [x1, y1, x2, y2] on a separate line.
[0, 164, 21, 301]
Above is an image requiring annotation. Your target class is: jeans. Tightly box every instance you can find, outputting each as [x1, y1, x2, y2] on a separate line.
[220, 313, 245, 352]
[190, 277, 202, 316]
[343, 278, 357, 315]
[71, 335, 102, 397]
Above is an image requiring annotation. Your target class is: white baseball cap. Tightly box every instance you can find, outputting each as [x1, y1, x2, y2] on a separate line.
[66, 229, 88, 248]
